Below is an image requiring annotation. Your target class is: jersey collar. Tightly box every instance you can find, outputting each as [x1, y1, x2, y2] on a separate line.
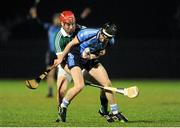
[60, 27, 71, 37]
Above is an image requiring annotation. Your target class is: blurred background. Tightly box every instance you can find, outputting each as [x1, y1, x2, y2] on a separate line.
[0, 0, 180, 79]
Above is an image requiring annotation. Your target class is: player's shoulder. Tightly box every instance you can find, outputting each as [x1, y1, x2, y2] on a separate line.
[78, 28, 99, 35]
[77, 28, 99, 41]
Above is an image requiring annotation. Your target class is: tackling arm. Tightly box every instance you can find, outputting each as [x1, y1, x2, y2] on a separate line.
[54, 36, 79, 67]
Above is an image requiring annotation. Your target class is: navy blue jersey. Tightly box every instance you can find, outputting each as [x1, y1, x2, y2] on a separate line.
[77, 28, 115, 56]
[43, 23, 60, 53]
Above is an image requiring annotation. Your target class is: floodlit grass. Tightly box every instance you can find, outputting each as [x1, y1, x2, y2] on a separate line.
[0, 79, 180, 127]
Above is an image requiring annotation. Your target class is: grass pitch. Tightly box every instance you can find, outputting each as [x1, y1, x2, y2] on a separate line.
[0, 79, 180, 127]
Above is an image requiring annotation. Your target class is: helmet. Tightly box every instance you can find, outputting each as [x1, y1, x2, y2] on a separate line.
[101, 22, 117, 37]
[59, 11, 76, 23]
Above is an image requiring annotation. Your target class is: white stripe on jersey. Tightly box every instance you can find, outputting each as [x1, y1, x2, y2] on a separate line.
[55, 30, 63, 53]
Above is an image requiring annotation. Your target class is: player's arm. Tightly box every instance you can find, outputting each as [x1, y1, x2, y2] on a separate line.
[54, 36, 79, 66]
[29, 6, 50, 29]
[61, 36, 79, 57]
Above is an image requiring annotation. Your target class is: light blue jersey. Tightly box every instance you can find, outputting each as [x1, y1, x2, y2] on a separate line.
[77, 28, 115, 56]
[44, 23, 60, 53]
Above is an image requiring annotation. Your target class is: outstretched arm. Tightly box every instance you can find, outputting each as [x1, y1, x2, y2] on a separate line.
[29, 5, 51, 29]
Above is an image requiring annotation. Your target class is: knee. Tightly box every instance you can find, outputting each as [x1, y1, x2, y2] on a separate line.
[74, 84, 84, 93]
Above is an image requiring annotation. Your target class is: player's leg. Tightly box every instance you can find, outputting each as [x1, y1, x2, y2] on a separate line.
[45, 51, 56, 97]
[62, 66, 84, 104]
[58, 46, 85, 122]
[56, 65, 72, 122]
[83, 70, 108, 112]
[46, 66, 56, 97]
[98, 89, 115, 122]
[56, 65, 72, 105]
[83, 70, 109, 118]
[88, 63, 128, 122]
[57, 76, 68, 105]
[99, 90, 108, 114]
[59, 66, 85, 122]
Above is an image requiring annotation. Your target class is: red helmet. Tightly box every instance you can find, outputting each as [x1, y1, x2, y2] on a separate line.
[59, 11, 76, 23]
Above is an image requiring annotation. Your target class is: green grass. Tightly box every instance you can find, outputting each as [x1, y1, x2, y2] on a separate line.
[0, 79, 180, 127]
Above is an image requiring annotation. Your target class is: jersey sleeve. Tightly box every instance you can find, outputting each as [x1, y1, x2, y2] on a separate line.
[77, 28, 98, 43]
[54, 31, 63, 54]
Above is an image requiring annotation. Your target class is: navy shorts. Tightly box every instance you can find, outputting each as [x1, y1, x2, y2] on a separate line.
[66, 46, 99, 71]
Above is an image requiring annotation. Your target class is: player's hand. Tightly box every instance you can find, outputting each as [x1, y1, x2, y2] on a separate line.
[54, 54, 64, 67]
[54, 59, 62, 67]
[82, 48, 91, 60]
[29, 7, 37, 19]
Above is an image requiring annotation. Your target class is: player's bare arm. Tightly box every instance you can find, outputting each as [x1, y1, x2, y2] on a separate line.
[54, 36, 79, 66]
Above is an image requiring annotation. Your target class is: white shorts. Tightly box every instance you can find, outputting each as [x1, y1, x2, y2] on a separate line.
[57, 64, 88, 82]
[57, 65, 72, 82]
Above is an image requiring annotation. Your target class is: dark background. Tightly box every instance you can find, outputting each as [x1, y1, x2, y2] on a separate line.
[0, 0, 180, 79]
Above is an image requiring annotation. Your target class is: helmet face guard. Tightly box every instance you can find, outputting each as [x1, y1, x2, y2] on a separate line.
[101, 29, 114, 38]
[101, 22, 117, 38]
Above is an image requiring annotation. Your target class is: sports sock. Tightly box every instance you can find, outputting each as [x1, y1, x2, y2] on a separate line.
[60, 98, 69, 108]
[110, 104, 119, 115]
[100, 96, 108, 114]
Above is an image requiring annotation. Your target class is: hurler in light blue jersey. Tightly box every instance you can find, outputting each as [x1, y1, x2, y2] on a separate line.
[54, 22, 129, 123]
